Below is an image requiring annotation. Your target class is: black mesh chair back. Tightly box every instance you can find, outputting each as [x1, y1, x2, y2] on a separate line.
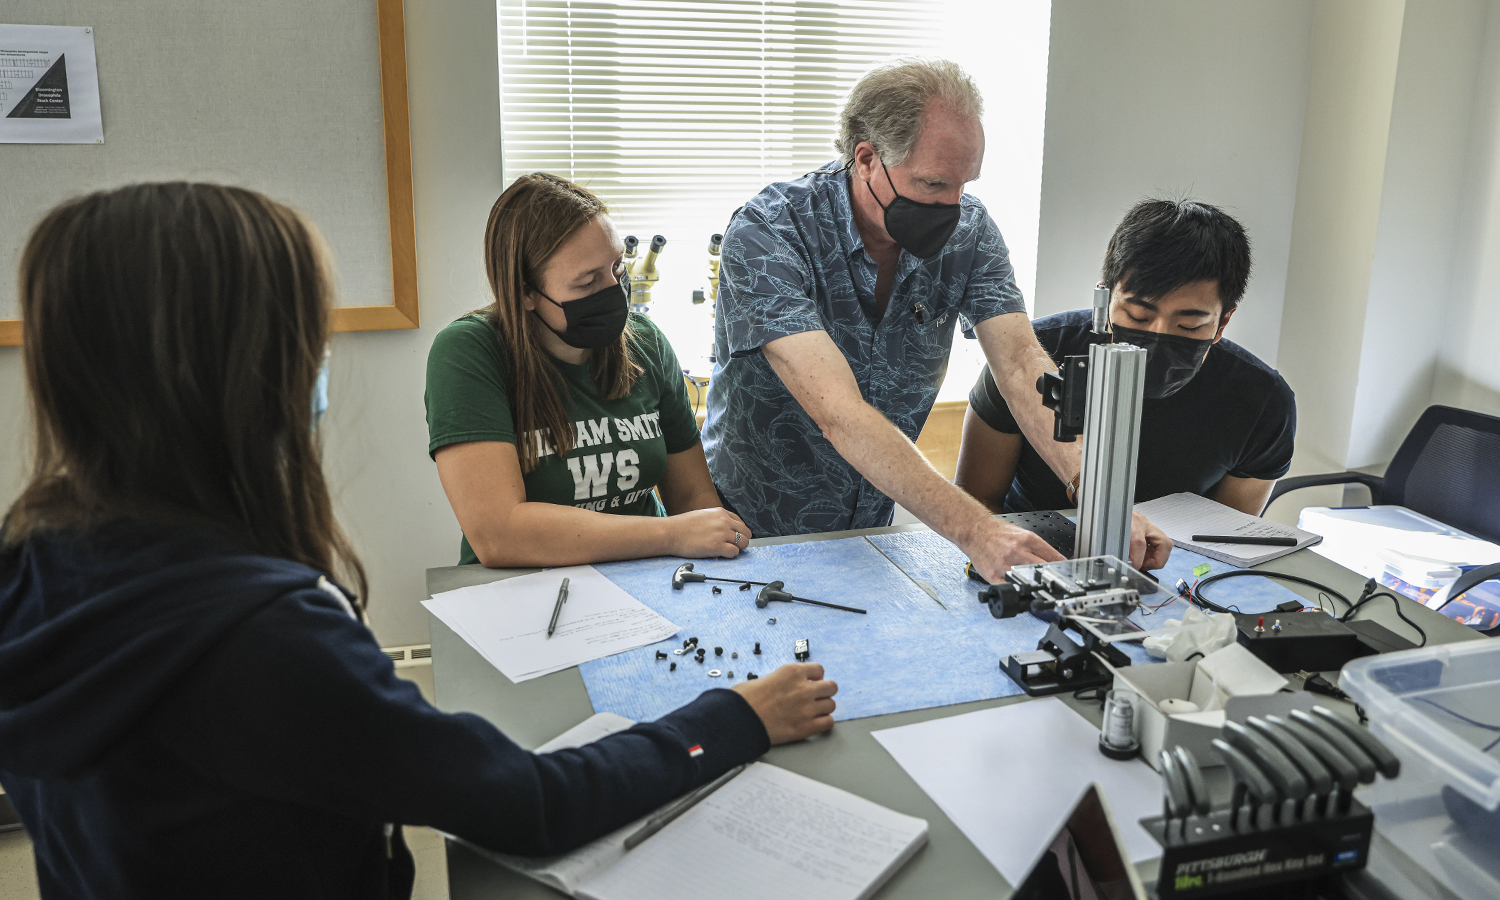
[1381, 406, 1500, 544]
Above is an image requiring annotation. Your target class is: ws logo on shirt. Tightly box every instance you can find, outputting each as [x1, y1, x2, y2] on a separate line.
[524, 413, 665, 509]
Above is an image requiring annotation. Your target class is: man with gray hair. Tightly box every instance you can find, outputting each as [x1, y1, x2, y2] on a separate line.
[703, 59, 1170, 579]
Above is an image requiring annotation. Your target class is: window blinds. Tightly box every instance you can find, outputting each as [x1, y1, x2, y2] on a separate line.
[498, 0, 942, 247]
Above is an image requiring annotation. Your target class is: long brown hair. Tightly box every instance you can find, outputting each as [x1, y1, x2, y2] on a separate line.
[482, 173, 643, 472]
[4, 182, 367, 609]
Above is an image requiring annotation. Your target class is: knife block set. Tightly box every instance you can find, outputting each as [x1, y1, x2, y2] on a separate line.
[1140, 706, 1401, 899]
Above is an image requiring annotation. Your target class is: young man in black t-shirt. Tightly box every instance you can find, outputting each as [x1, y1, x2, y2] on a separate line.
[955, 199, 1295, 516]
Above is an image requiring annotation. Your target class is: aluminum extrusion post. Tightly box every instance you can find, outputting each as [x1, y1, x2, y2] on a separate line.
[1074, 342, 1147, 560]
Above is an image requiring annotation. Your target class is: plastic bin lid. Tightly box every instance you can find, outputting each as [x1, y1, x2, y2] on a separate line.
[1342, 639, 1500, 811]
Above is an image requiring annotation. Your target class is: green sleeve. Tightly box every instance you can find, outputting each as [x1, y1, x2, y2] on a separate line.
[425, 316, 517, 458]
[637, 316, 700, 455]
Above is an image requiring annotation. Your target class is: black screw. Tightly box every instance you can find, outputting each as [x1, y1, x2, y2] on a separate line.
[753, 642, 761, 655]
[670, 662, 676, 671]
[715, 647, 723, 656]
[747, 673, 758, 680]
[739, 582, 751, 591]
[655, 650, 667, 660]
[696, 655, 704, 664]
[712, 586, 722, 594]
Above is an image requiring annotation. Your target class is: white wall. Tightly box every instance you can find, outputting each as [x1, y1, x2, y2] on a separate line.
[1347, 0, 1490, 466]
[1433, 1, 1500, 417]
[1275, 0, 1407, 472]
[1035, 0, 1316, 366]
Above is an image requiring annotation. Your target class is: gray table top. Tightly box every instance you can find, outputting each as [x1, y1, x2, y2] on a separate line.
[426, 524, 1480, 899]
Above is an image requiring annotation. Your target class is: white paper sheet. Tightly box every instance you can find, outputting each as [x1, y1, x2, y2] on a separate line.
[423, 566, 678, 682]
[0, 24, 104, 143]
[871, 698, 1162, 884]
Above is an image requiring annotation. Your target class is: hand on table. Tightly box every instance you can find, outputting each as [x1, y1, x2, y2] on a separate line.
[967, 518, 1066, 584]
[666, 508, 752, 559]
[732, 663, 838, 744]
[1131, 510, 1172, 571]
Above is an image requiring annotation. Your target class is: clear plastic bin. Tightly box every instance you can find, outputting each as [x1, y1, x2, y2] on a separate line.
[1342, 639, 1500, 900]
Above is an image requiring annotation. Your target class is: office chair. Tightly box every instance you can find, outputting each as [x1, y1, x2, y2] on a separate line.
[1265, 405, 1500, 544]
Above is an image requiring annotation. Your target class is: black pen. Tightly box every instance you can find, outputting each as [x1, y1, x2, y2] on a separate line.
[546, 577, 569, 638]
[1192, 535, 1298, 547]
[624, 764, 745, 850]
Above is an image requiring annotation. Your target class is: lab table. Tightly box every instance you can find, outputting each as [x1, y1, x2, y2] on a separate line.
[425, 524, 1480, 899]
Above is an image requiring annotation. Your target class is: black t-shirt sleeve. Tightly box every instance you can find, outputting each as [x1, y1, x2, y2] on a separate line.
[1228, 376, 1297, 480]
[967, 365, 1023, 434]
[167, 590, 769, 857]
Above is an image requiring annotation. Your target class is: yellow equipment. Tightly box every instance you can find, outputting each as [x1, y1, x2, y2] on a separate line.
[708, 233, 722, 301]
[627, 234, 666, 311]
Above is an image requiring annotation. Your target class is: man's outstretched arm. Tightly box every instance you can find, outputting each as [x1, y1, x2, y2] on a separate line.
[762, 329, 1063, 581]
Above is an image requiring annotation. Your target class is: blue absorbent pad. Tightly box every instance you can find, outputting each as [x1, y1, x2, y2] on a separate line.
[580, 531, 1314, 722]
[580, 537, 1023, 722]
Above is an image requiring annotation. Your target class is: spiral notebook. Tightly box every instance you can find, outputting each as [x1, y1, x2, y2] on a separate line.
[455, 714, 929, 900]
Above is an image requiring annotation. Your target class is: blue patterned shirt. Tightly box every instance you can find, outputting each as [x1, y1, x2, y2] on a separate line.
[703, 163, 1027, 537]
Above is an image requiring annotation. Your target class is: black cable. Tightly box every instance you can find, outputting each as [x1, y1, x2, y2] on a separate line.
[1299, 671, 1352, 702]
[1188, 571, 1430, 647]
[1339, 580, 1428, 648]
[1186, 569, 1351, 616]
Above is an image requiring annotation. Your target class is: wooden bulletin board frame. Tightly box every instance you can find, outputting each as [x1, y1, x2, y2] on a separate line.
[0, 0, 419, 347]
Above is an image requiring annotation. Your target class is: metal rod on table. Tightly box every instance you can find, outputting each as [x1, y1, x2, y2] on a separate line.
[789, 595, 867, 615]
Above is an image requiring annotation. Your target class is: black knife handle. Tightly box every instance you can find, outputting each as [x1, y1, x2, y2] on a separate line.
[1289, 709, 1377, 784]
[1267, 714, 1361, 794]
[1248, 717, 1334, 797]
[1224, 720, 1310, 800]
[1312, 706, 1401, 779]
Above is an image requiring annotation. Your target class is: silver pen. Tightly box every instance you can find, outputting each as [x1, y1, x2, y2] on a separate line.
[546, 577, 569, 638]
[623, 764, 745, 850]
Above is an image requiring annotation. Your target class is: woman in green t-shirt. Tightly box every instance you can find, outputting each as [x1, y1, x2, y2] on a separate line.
[426, 173, 751, 567]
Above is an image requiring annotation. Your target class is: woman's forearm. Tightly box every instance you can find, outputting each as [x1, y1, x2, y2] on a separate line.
[467, 502, 675, 568]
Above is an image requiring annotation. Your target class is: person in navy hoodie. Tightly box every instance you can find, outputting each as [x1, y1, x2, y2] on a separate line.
[0, 182, 839, 899]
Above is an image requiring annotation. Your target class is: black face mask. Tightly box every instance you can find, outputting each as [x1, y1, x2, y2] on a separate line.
[532, 278, 630, 350]
[866, 162, 961, 259]
[1111, 324, 1216, 399]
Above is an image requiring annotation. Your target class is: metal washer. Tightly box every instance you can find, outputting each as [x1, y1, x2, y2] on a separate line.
[708, 669, 722, 677]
